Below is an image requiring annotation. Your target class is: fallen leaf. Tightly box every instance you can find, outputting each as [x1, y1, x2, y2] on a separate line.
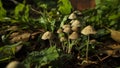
[10, 32, 20, 38]
[107, 44, 120, 50]
[7, 26, 18, 31]
[10, 32, 31, 43]
[105, 27, 120, 43]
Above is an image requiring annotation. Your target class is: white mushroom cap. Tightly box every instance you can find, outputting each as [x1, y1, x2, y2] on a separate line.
[68, 13, 77, 19]
[81, 25, 96, 35]
[62, 24, 70, 29]
[71, 26, 78, 32]
[60, 37, 67, 42]
[57, 28, 63, 34]
[69, 32, 79, 40]
[41, 31, 52, 40]
[70, 20, 75, 23]
[71, 20, 81, 27]
[6, 61, 25, 68]
[63, 27, 71, 33]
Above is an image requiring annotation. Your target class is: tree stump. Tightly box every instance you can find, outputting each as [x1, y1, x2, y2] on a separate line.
[70, 0, 96, 11]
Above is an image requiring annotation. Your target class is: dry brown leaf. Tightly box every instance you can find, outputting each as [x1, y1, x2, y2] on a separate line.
[10, 32, 31, 43]
[104, 50, 114, 56]
[107, 44, 120, 50]
[10, 32, 20, 38]
[7, 26, 18, 31]
[109, 29, 120, 43]
[105, 27, 120, 43]
[31, 32, 41, 39]
[112, 50, 120, 57]
[101, 44, 120, 57]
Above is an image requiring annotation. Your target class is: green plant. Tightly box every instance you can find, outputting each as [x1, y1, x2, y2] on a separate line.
[0, 42, 23, 62]
[0, 0, 6, 21]
[58, 0, 72, 14]
[82, 0, 120, 29]
[14, 3, 30, 23]
[22, 46, 59, 68]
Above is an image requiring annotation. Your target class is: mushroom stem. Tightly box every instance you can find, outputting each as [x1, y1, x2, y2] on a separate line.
[68, 38, 71, 53]
[86, 35, 90, 61]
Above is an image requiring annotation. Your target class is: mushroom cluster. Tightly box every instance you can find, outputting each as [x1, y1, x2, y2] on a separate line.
[57, 12, 81, 42]
[56, 11, 97, 57]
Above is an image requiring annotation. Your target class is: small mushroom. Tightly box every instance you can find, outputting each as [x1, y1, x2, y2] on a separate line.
[89, 39, 96, 44]
[81, 25, 96, 61]
[81, 25, 96, 35]
[57, 28, 63, 34]
[70, 20, 75, 23]
[62, 24, 70, 29]
[6, 61, 25, 68]
[71, 26, 78, 32]
[63, 27, 71, 33]
[69, 32, 79, 40]
[71, 20, 80, 27]
[68, 13, 77, 19]
[41, 31, 52, 40]
[60, 37, 67, 42]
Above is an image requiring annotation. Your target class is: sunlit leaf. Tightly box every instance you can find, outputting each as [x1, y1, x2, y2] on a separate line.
[58, 0, 72, 14]
[14, 3, 25, 19]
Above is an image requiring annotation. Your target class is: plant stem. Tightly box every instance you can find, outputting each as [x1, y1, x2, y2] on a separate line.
[68, 38, 71, 53]
[86, 35, 89, 61]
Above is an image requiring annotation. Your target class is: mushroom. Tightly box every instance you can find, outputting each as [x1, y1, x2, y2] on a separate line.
[71, 20, 81, 27]
[68, 13, 77, 19]
[81, 25, 97, 61]
[62, 24, 70, 29]
[71, 26, 78, 32]
[81, 25, 96, 35]
[69, 32, 79, 40]
[60, 37, 67, 42]
[63, 27, 71, 33]
[57, 28, 63, 34]
[41, 31, 52, 40]
[70, 20, 75, 23]
[6, 61, 25, 68]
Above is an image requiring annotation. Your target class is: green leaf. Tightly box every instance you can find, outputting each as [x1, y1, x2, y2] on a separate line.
[109, 21, 116, 26]
[23, 46, 59, 67]
[14, 3, 25, 19]
[95, 0, 101, 5]
[0, 0, 6, 20]
[58, 0, 72, 14]
[22, 5, 30, 22]
[109, 13, 120, 20]
[0, 42, 23, 62]
[60, 15, 68, 27]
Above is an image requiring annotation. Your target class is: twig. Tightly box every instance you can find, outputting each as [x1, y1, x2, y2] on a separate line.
[10, 0, 19, 4]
